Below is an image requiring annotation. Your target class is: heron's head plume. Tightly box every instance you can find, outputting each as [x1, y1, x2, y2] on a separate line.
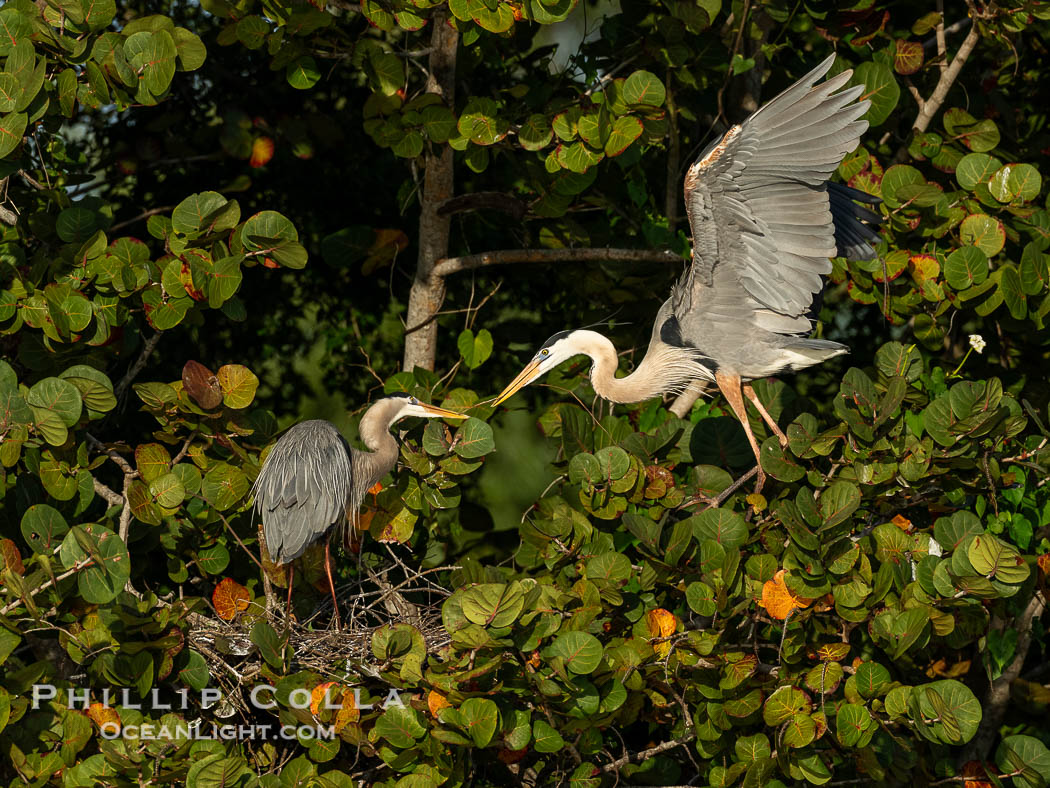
[491, 329, 606, 406]
[383, 393, 468, 425]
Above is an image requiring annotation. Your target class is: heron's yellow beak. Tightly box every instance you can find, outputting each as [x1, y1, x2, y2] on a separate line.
[491, 359, 543, 407]
[419, 403, 469, 420]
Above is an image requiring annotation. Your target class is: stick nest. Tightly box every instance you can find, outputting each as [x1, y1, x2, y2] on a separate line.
[187, 559, 453, 698]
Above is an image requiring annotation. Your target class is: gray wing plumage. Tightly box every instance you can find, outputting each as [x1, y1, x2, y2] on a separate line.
[252, 419, 355, 564]
[677, 54, 881, 331]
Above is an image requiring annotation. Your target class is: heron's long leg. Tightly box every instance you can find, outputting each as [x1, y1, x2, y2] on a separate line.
[325, 539, 341, 630]
[742, 383, 788, 447]
[716, 371, 766, 495]
[285, 563, 294, 624]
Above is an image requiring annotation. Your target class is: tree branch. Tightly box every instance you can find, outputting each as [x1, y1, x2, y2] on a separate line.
[0, 558, 94, 616]
[894, 7, 983, 163]
[431, 248, 682, 279]
[600, 732, 696, 773]
[114, 332, 162, 399]
[110, 206, 175, 233]
[436, 191, 526, 221]
[962, 592, 1047, 762]
[92, 478, 124, 507]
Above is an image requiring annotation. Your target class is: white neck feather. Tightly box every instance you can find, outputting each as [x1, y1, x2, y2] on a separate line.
[572, 331, 707, 404]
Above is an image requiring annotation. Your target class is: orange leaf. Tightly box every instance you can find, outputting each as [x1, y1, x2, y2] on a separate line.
[249, 136, 275, 168]
[1037, 553, 1050, 577]
[212, 578, 250, 621]
[646, 608, 677, 657]
[962, 760, 993, 788]
[87, 703, 121, 733]
[368, 482, 383, 495]
[761, 570, 812, 620]
[891, 514, 912, 532]
[0, 539, 24, 575]
[334, 689, 361, 732]
[909, 253, 940, 281]
[311, 682, 337, 716]
[427, 690, 451, 717]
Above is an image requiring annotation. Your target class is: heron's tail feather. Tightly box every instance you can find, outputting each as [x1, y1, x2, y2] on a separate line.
[779, 337, 849, 370]
[829, 181, 883, 261]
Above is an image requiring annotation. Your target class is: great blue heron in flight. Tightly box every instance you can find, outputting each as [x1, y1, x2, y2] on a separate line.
[492, 54, 881, 494]
[252, 393, 466, 628]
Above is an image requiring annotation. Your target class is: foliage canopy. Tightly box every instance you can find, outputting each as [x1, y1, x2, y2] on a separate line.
[1, 0, 1049, 787]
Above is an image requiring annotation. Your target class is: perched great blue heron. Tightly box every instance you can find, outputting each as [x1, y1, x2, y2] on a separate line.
[252, 393, 467, 628]
[492, 54, 882, 494]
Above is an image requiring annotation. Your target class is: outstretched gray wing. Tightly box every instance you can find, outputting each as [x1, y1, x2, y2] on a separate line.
[677, 54, 879, 331]
[252, 419, 354, 564]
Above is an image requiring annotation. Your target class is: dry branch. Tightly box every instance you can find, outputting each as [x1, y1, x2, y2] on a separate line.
[431, 248, 681, 279]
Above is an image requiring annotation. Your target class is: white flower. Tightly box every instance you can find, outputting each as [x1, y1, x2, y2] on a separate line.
[968, 334, 986, 354]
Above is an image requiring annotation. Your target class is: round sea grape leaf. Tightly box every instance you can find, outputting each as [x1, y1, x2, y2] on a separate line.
[836, 703, 873, 746]
[0, 111, 27, 158]
[202, 463, 249, 511]
[685, 581, 716, 615]
[39, 459, 77, 501]
[691, 507, 748, 549]
[172, 463, 202, 496]
[197, 543, 230, 575]
[21, 504, 69, 553]
[855, 661, 891, 698]
[216, 364, 259, 409]
[149, 472, 185, 509]
[546, 631, 603, 675]
[172, 26, 207, 71]
[759, 436, 804, 482]
[453, 417, 494, 459]
[56, 207, 97, 244]
[914, 679, 981, 744]
[461, 582, 525, 628]
[0, 8, 33, 56]
[456, 328, 493, 369]
[850, 61, 899, 127]
[958, 118, 1000, 153]
[996, 735, 1050, 788]
[286, 56, 320, 90]
[135, 443, 171, 484]
[568, 452, 601, 486]
[762, 686, 809, 726]
[968, 534, 1029, 583]
[124, 30, 178, 99]
[594, 446, 630, 481]
[373, 705, 425, 748]
[458, 697, 500, 747]
[27, 377, 83, 428]
[956, 153, 1001, 191]
[59, 524, 130, 604]
[532, 719, 565, 753]
[171, 191, 228, 235]
[604, 115, 643, 157]
[944, 246, 989, 289]
[893, 40, 923, 75]
[422, 105, 457, 145]
[585, 552, 631, 585]
[959, 213, 1005, 257]
[879, 164, 924, 206]
[622, 70, 665, 107]
[470, 0, 514, 32]
[518, 113, 553, 152]
[1007, 163, 1041, 202]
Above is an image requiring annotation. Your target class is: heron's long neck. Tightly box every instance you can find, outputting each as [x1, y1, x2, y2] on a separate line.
[580, 332, 704, 404]
[352, 410, 401, 494]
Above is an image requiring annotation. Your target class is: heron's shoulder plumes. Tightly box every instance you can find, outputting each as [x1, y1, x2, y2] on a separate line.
[252, 419, 355, 564]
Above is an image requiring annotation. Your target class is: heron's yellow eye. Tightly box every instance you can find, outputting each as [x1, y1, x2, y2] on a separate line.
[540, 349, 549, 357]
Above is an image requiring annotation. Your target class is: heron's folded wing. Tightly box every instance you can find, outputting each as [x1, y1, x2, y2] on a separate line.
[251, 420, 354, 563]
[678, 54, 880, 321]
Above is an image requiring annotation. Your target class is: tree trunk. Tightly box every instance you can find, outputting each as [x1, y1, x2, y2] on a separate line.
[402, 10, 459, 373]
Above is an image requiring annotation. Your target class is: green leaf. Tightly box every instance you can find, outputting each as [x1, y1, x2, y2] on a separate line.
[21, 504, 69, 554]
[622, 70, 665, 106]
[150, 472, 185, 508]
[546, 631, 603, 674]
[202, 463, 249, 511]
[956, 152, 1002, 191]
[604, 115, 643, 156]
[453, 417, 494, 458]
[996, 735, 1050, 788]
[691, 508, 748, 549]
[519, 114, 553, 151]
[762, 686, 809, 725]
[820, 481, 861, 529]
[286, 56, 320, 90]
[124, 30, 178, 100]
[458, 697, 500, 747]
[944, 246, 989, 289]
[216, 364, 259, 409]
[850, 61, 900, 126]
[914, 679, 981, 744]
[59, 525, 131, 604]
[457, 328, 493, 369]
[461, 582, 525, 628]
[373, 706, 425, 749]
[422, 105, 457, 144]
[28, 377, 83, 428]
[532, 718, 565, 753]
[172, 192, 228, 235]
[968, 534, 1029, 583]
